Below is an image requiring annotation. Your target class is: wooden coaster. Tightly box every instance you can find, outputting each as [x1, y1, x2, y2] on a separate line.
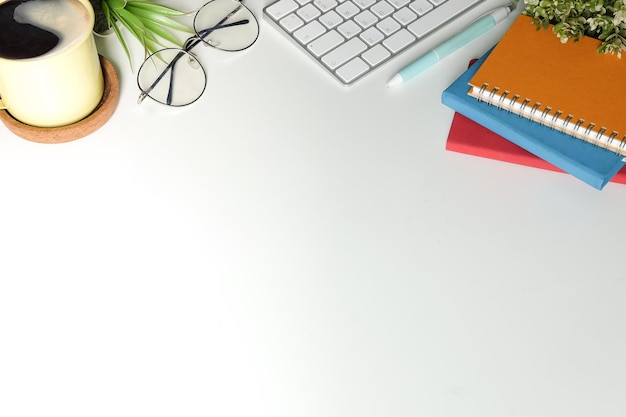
[0, 55, 120, 144]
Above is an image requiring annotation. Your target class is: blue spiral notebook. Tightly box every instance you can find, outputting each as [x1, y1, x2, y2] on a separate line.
[441, 51, 625, 189]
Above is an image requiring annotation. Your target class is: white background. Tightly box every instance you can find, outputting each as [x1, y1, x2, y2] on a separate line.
[1, 1, 625, 416]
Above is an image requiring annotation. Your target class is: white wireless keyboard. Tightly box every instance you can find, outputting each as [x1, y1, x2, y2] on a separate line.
[264, 0, 486, 85]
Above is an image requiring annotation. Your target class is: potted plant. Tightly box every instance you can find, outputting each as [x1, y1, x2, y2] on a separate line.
[522, 0, 626, 56]
[88, 0, 192, 65]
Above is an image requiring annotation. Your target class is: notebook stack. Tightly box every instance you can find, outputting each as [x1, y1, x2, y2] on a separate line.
[441, 14, 626, 189]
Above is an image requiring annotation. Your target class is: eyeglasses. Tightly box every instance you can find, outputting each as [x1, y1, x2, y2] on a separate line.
[136, 0, 259, 106]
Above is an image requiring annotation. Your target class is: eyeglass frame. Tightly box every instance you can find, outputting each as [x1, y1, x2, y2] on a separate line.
[136, 0, 258, 106]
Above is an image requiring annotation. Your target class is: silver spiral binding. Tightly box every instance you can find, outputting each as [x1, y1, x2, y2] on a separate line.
[573, 119, 585, 134]
[519, 98, 530, 116]
[551, 110, 562, 128]
[478, 83, 488, 102]
[508, 94, 520, 113]
[530, 102, 541, 122]
[607, 131, 619, 149]
[488, 87, 499, 102]
[540, 106, 552, 125]
[497, 90, 509, 110]
[529, 102, 541, 119]
[617, 136, 626, 155]
[471, 84, 626, 155]
[584, 123, 596, 138]
[594, 127, 606, 146]
[563, 114, 573, 130]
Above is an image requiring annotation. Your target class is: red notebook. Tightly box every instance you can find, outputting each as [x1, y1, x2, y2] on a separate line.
[445, 111, 626, 185]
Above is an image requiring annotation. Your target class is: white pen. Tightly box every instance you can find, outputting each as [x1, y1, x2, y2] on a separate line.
[387, 3, 516, 87]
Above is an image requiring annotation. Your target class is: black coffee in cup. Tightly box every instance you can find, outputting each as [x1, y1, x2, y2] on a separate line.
[0, 0, 90, 60]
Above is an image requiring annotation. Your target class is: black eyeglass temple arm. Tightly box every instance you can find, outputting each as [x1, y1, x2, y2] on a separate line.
[137, 49, 186, 104]
[186, 19, 250, 50]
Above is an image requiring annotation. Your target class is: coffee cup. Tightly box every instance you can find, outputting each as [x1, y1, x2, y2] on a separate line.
[0, 0, 104, 128]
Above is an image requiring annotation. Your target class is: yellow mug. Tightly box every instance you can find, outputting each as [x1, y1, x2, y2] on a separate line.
[0, 0, 104, 128]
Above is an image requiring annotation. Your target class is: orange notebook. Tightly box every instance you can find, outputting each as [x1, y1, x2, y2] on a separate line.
[467, 14, 626, 156]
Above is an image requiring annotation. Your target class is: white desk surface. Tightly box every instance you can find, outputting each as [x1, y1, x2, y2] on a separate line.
[1, 1, 625, 416]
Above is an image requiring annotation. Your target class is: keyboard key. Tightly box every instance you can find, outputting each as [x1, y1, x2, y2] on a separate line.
[297, 3, 322, 21]
[362, 43, 391, 65]
[376, 16, 401, 35]
[409, 0, 433, 16]
[294, 20, 327, 43]
[308, 30, 345, 56]
[280, 13, 305, 32]
[266, 0, 298, 19]
[371, 0, 395, 18]
[360, 26, 385, 45]
[336, 1, 360, 18]
[354, 10, 378, 28]
[354, 0, 376, 7]
[336, 58, 369, 83]
[314, 0, 338, 11]
[321, 37, 367, 69]
[382, 28, 415, 52]
[319, 10, 343, 28]
[337, 19, 362, 38]
[392, 7, 417, 24]
[388, 0, 410, 8]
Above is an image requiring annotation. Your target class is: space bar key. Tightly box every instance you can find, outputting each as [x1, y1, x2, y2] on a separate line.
[407, 0, 484, 39]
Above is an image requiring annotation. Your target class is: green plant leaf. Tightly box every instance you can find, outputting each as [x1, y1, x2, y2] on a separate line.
[103, 1, 133, 70]
[112, 7, 162, 55]
[523, 0, 626, 56]
[125, 4, 193, 33]
[126, 0, 189, 16]
[102, 0, 193, 68]
[140, 18, 183, 46]
[107, 0, 127, 10]
[112, 7, 146, 41]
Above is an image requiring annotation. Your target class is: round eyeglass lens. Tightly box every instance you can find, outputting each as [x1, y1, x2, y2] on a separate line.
[137, 48, 207, 106]
[193, 0, 259, 51]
